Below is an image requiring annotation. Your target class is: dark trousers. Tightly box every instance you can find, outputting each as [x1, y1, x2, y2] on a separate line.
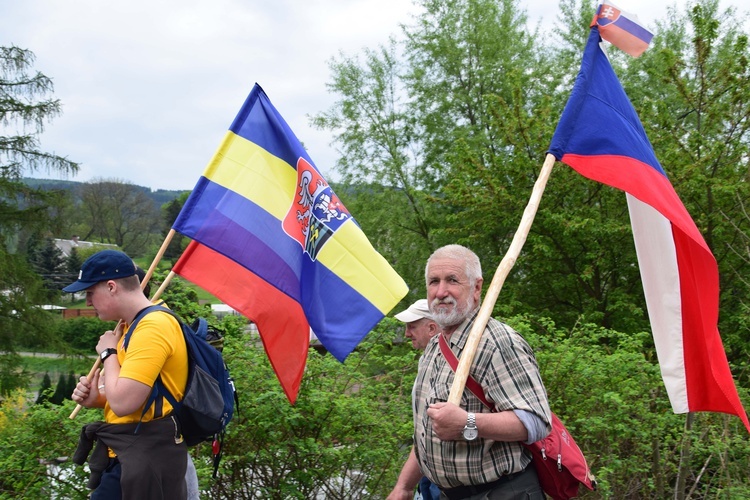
[439, 463, 545, 500]
[91, 458, 122, 500]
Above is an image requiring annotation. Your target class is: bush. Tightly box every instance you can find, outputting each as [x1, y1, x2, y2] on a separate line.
[0, 392, 95, 499]
[6, 309, 749, 499]
[508, 315, 750, 498]
[53, 316, 117, 352]
[202, 318, 417, 499]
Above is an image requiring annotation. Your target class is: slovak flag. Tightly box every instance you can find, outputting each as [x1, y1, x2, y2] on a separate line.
[549, 26, 750, 432]
[591, 0, 654, 57]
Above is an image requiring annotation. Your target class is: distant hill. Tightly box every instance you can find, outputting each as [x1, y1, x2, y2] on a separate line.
[23, 177, 189, 208]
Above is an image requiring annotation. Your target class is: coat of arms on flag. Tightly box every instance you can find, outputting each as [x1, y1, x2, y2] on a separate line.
[283, 157, 351, 261]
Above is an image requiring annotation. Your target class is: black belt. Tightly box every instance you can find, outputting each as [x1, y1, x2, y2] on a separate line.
[439, 468, 525, 500]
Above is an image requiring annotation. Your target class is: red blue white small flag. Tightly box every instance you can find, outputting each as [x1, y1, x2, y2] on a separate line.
[590, 1, 654, 57]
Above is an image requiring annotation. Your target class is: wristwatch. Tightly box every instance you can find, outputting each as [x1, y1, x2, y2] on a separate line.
[100, 348, 118, 362]
[463, 412, 478, 441]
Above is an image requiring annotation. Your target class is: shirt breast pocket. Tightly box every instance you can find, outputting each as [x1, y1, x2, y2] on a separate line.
[426, 380, 450, 407]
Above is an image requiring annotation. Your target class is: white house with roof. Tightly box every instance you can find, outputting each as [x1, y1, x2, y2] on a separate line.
[53, 236, 117, 258]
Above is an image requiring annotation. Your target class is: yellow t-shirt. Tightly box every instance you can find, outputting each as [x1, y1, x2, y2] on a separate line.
[105, 308, 188, 425]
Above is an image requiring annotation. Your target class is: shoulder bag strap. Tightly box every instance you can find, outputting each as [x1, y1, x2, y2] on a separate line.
[438, 334, 496, 412]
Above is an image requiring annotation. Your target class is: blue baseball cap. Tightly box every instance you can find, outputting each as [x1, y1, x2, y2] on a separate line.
[62, 250, 137, 293]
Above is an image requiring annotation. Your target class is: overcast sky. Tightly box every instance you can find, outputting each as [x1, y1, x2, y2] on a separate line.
[2, 0, 746, 191]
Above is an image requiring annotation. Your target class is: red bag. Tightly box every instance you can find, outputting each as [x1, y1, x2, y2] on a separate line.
[523, 412, 596, 500]
[439, 335, 596, 499]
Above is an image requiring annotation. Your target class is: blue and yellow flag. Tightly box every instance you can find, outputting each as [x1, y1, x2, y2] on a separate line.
[172, 84, 408, 403]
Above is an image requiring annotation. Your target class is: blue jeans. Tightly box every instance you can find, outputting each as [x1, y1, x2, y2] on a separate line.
[91, 458, 122, 500]
[419, 476, 441, 500]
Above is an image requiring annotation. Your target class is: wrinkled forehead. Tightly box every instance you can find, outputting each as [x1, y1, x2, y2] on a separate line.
[426, 257, 468, 280]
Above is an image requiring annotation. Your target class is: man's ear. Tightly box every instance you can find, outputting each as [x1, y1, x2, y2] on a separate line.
[473, 277, 484, 304]
[429, 321, 439, 336]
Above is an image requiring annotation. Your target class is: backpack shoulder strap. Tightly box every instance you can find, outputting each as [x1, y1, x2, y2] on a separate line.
[121, 304, 186, 428]
[122, 304, 174, 351]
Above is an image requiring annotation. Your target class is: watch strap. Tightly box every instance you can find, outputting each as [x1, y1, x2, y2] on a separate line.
[100, 348, 117, 361]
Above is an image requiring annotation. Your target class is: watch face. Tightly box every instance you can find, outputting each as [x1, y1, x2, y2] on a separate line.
[463, 427, 478, 440]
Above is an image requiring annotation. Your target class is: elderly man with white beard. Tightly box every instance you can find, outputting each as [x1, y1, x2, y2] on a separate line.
[388, 244, 551, 500]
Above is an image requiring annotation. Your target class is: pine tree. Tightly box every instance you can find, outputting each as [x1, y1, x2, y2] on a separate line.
[65, 371, 77, 400]
[0, 45, 78, 392]
[29, 238, 66, 296]
[36, 372, 52, 404]
[66, 246, 83, 275]
[50, 373, 66, 405]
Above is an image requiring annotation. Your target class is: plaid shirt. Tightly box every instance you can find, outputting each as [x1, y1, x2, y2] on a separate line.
[412, 312, 551, 489]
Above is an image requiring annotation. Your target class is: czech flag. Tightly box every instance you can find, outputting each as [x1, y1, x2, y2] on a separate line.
[172, 84, 408, 403]
[548, 27, 749, 432]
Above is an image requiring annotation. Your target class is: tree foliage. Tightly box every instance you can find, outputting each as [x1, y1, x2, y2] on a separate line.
[27, 237, 67, 298]
[161, 192, 191, 263]
[203, 320, 416, 499]
[0, 45, 79, 393]
[76, 179, 162, 254]
[316, 0, 750, 336]
[4, 1, 750, 498]
[310, 1, 750, 497]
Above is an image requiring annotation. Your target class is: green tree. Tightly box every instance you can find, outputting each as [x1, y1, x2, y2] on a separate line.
[50, 373, 67, 405]
[313, 41, 440, 296]
[28, 237, 66, 298]
[66, 245, 83, 274]
[314, 0, 557, 300]
[161, 192, 190, 263]
[0, 45, 78, 393]
[35, 372, 52, 404]
[65, 370, 77, 399]
[78, 179, 161, 254]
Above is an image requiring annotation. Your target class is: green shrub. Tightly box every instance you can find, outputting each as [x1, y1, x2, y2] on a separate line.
[53, 317, 117, 352]
[0, 392, 95, 499]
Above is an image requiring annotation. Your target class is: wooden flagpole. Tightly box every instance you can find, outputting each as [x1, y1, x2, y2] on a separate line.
[448, 153, 556, 405]
[68, 229, 178, 419]
[152, 270, 177, 300]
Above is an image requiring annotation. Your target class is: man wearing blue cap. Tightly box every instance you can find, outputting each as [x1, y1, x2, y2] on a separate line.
[67, 250, 189, 499]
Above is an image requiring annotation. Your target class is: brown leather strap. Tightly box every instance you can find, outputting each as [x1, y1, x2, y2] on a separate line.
[438, 334, 496, 412]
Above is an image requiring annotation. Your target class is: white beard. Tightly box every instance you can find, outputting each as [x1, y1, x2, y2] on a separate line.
[431, 296, 473, 328]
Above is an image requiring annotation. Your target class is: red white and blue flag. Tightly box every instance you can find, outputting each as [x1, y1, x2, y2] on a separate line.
[590, 1, 653, 57]
[548, 26, 750, 431]
[171, 84, 408, 403]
